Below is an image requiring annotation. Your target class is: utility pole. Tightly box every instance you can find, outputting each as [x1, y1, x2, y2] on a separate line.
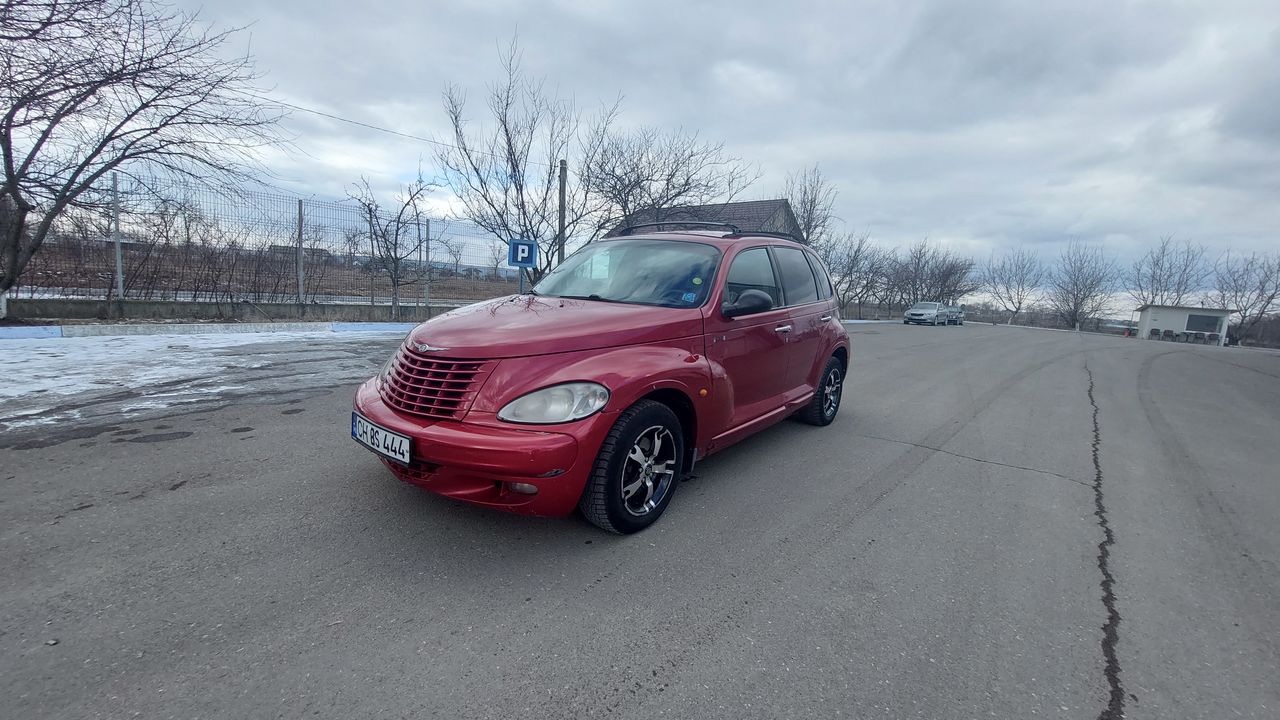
[415, 219, 422, 308]
[112, 173, 124, 300]
[368, 207, 375, 306]
[557, 159, 567, 264]
[424, 219, 431, 313]
[296, 199, 305, 304]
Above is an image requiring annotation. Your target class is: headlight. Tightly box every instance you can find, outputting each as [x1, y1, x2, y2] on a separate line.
[497, 382, 610, 424]
[378, 355, 396, 383]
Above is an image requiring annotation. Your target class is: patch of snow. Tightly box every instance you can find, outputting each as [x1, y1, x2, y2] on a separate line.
[0, 331, 395, 422]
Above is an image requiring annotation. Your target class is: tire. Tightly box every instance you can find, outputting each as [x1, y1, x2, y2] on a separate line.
[903, 319, 910, 325]
[579, 400, 684, 534]
[797, 355, 845, 427]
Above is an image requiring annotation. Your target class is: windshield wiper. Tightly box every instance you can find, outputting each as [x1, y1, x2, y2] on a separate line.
[554, 294, 626, 304]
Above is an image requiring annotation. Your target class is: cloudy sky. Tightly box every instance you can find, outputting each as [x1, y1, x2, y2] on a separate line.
[180, 0, 1280, 261]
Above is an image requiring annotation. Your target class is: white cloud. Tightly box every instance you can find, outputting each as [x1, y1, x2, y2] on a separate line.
[709, 60, 791, 105]
[171, 0, 1280, 261]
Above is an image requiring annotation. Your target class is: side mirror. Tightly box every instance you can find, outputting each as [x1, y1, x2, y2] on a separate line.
[722, 289, 774, 318]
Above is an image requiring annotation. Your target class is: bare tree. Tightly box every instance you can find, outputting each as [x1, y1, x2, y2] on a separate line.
[1207, 251, 1280, 340]
[783, 164, 838, 245]
[1, 0, 108, 41]
[1046, 240, 1119, 329]
[0, 0, 284, 294]
[884, 239, 978, 308]
[487, 240, 506, 279]
[443, 237, 465, 276]
[813, 231, 890, 318]
[582, 126, 757, 237]
[1128, 236, 1208, 307]
[436, 39, 614, 283]
[982, 247, 1045, 323]
[933, 253, 980, 304]
[348, 176, 434, 320]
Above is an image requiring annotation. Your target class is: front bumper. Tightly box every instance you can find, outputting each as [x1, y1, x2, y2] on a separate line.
[352, 379, 614, 516]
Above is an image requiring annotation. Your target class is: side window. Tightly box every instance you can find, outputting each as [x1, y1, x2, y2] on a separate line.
[773, 247, 819, 306]
[724, 248, 781, 307]
[806, 252, 834, 300]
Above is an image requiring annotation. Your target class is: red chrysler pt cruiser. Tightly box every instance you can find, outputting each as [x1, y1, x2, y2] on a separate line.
[352, 225, 849, 533]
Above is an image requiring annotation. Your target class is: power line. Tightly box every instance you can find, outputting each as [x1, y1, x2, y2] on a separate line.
[266, 96, 563, 170]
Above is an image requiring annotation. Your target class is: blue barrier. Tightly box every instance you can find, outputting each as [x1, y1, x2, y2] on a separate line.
[0, 325, 63, 339]
[330, 322, 419, 333]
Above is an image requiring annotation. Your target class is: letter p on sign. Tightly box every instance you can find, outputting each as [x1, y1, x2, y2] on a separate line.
[507, 239, 537, 269]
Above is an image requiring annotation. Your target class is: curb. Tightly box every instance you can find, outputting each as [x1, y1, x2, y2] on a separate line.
[0, 321, 419, 340]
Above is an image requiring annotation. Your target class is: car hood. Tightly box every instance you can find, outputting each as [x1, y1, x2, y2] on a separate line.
[404, 295, 705, 359]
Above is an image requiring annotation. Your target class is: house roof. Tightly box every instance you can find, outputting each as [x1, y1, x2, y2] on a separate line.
[606, 199, 802, 239]
[1136, 304, 1235, 314]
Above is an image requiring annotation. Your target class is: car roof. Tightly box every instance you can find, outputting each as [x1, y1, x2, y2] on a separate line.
[599, 230, 810, 251]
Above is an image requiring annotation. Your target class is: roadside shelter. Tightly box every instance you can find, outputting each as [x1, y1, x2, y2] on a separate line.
[1136, 304, 1234, 345]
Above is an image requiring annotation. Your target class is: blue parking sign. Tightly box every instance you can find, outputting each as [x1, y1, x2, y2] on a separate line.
[508, 239, 537, 268]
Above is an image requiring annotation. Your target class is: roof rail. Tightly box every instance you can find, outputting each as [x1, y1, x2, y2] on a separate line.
[617, 221, 740, 236]
[725, 230, 805, 243]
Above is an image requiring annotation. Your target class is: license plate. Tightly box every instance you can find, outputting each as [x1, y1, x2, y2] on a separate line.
[351, 412, 411, 464]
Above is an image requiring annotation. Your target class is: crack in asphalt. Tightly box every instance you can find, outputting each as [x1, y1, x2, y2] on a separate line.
[1086, 361, 1126, 720]
[853, 432, 1093, 489]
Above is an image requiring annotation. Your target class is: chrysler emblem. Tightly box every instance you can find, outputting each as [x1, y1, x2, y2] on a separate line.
[412, 342, 450, 353]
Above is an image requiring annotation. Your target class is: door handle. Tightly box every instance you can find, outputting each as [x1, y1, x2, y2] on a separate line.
[774, 325, 792, 333]
[820, 315, 832, 321]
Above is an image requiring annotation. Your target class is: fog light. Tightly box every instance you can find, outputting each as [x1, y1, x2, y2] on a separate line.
[508, 482, 539, 495]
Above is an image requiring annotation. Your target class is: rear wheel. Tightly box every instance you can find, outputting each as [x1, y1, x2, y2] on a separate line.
[798, 356, 844, 426]
[579, 400, 684, 534]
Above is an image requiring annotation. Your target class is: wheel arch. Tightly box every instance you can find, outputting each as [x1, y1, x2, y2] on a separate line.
[638, 387, 698, 474]
[831, 344, 849, 373]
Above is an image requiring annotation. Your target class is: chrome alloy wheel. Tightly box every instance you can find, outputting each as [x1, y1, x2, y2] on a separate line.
[621, 425, 677, 517]
[823, 367, 843, 417]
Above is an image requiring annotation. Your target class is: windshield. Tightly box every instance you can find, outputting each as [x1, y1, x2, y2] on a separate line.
[911, 302, 940, 310]
[534, 239, 721, 308]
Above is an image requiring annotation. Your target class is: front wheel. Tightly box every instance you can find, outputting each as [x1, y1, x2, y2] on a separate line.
[798, 356, 845, 426]
[579, 400, 684, 534]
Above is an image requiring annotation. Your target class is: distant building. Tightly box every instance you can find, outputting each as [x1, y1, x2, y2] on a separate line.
[267, 244, 334, 264]
[1136, 304, 1234, 345]
[605, 199, 805, 241]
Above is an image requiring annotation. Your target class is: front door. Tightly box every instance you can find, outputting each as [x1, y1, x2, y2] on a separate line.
[703, 246, 792, 429]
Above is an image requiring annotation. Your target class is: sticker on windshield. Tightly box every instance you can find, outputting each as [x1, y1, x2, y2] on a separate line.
[682, 292, 697, 303]
[692, 277, 703, 285]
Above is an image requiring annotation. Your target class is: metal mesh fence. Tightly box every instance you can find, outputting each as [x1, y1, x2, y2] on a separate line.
[7, 177, 520, 306]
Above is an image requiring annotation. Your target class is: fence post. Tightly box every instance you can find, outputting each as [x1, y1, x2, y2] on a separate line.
[430, 213, 435, 312]
[557, 159, 566, 265]
[296, 199, 304, 304]
[112, 173, 124, 301]
[367, 208, 375, 306]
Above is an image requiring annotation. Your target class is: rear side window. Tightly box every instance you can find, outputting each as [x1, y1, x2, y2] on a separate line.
[806, 253, 834, 300]
[773, 247, 819, 306]
[724, 248, 781, 307]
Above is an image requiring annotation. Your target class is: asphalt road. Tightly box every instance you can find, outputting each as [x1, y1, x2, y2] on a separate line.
[2, 323, 1277, 719]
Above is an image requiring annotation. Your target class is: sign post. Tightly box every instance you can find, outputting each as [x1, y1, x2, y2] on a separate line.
[507, 238, 538, 294]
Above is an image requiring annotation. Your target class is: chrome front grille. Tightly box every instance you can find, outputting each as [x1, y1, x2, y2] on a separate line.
[378, 345, 493, 420]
